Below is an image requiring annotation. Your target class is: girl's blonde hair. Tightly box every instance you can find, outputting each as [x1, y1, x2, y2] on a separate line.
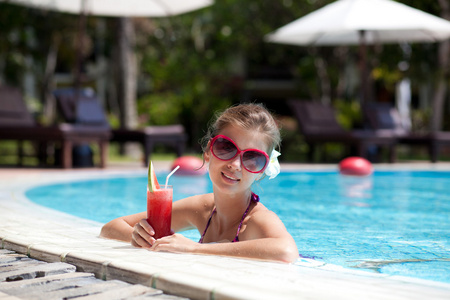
[201, 103, 281, 154]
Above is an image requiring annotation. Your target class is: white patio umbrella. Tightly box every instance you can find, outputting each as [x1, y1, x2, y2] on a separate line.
[0, 0, 213, 17]
[265, 0, 450, 103]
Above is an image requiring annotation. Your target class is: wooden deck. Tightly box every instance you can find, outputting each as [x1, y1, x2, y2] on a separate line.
[0, 249, 187, 299]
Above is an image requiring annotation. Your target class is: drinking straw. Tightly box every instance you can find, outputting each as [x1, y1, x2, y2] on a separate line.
[165, 165, 180, 187]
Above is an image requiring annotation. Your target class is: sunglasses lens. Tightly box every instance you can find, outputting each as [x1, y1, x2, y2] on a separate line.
[213, 137, 238, 160]
[242, 151, 267, 172]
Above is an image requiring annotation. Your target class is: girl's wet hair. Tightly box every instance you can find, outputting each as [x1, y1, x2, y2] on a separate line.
[201, 103, 281, 154]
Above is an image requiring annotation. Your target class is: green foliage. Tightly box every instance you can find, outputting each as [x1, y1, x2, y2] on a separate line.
[137, 92, 184, 126]
[372, 66, 402, 88]
[411, 108, 432, 132]
[0, 4, 79, 84]
[279, 128, 309, 162]
[0, 140, 39, 166]
[295, 56, 321, 99]
[107, 113, 121, 129]
[334, 99, 362, 130]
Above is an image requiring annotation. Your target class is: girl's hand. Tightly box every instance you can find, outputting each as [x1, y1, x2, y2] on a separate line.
[150, 233, 199, 254]
[131, 219, 156, 248]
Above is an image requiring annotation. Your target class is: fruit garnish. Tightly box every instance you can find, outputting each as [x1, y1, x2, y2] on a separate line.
[148, 161, 160, 192]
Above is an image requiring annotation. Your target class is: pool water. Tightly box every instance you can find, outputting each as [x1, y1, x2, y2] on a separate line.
[26, 170, 450, 283]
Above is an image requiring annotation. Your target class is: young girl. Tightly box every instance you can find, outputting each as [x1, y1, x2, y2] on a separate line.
[100, 103, 299, 263]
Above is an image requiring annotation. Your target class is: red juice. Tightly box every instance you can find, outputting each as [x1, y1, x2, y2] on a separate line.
[147, 185, 173, 239]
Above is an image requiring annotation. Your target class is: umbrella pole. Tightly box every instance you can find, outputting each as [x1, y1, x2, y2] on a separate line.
[359, 30, 368, 105]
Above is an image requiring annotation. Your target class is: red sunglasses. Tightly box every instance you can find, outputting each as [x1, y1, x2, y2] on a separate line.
[210, 135, 269, 173]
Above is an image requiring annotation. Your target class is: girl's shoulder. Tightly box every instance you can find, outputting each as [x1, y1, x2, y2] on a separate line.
[193, 193, 215, 210]
[175, 193, 215, 213]
[243, 204, 289, 239]
[251, 201, 270, 214]
[173, 193, 215, 230]
[248, 202, 281, 225]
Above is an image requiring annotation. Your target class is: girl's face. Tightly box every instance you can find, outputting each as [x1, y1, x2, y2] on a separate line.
[204, 125, 270, 196]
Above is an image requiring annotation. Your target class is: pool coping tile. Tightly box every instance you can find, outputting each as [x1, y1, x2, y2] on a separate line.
[153, 271, 224, 300]
[103, 260, 159, 285]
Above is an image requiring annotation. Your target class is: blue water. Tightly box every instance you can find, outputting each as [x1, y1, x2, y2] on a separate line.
[26, 170, 450, 283]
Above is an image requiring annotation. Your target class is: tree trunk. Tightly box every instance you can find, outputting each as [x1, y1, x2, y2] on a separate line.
[335, 47, 349, 100]
[116, 17, 139, 157]
[310, 48, 330, 104]
[431, 0, 450, 132]
[117, 17, 138, 130]
[42, 34, 60, 124]
[315, 55, 331, 104]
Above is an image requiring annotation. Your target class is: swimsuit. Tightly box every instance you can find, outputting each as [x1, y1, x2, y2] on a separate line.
[198, 192, 260, 243]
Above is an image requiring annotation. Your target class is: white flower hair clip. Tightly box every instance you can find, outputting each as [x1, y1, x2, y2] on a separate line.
[265, 150, 281, 179]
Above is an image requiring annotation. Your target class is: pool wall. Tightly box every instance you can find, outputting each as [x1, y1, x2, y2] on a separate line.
[1, 166, 450, 299]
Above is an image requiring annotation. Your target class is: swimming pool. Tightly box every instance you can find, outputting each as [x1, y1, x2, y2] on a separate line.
[26, 170, 450, 284]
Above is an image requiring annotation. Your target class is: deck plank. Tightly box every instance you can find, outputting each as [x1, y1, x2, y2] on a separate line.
[0, 260, 46, 272]
[2, 276, 104, 296]
[0, 262, 76, 282]
[0, 272, 95, 290]
[11, 280, 131, 300]
[0, 291, 22, 300]
[0, 250, 188, 300]
[74, 284, 162, 300]
[0, 254, 29, 264]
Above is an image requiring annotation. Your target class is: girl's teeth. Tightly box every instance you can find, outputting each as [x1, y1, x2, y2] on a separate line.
[223, 173, 238, 181]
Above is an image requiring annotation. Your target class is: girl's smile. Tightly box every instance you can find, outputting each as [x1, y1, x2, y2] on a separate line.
[221, 171, 240, 183]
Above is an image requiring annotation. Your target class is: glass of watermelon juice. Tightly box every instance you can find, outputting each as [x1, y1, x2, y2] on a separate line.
[146, 185, 173, 239]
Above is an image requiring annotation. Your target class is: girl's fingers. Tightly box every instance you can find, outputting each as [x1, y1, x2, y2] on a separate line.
[138, 219, 155, 235]
[149, 235, 171, 251]
[132, 223, 155, 247]
[132, 233, 151, 248]
[150, 240, 170, 252]
[150, 234, 195, 253]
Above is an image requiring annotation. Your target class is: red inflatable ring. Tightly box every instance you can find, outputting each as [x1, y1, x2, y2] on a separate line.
[339, 157, 373, 176]
[171, 156, 207, 176]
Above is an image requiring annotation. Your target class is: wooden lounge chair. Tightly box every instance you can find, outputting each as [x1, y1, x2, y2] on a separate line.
[0, 85, 110, 168]
[53, 89, 187, 166]
[363, 102, 450, 162]
[287, 99, 398, 162]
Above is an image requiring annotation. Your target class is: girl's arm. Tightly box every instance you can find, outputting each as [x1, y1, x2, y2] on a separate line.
[100, 194, 212, 244]
[100, 211, 146, 242]
[151, 210, 299, 263]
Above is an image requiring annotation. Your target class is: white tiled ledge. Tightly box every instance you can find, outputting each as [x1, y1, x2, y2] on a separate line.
[1, 168, 450, 300]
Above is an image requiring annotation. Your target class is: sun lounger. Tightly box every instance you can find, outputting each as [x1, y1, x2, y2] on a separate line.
[288, 99, 397, 162]
[363, 102, 450, 162]
[53, 89, 187, 166]
[0, 85, 110, 168]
